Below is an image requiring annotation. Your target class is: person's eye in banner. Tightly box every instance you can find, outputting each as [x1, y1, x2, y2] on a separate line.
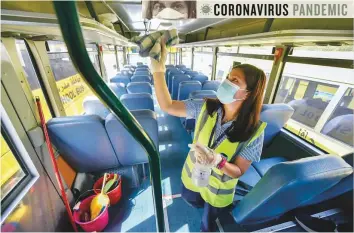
[143, 1, 197, 20]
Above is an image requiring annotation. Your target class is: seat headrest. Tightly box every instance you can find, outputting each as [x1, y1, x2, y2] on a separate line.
[126, 82, 153, 95]
[189, 90, 217, 99]
[260, 104, 294, 146]
[108, 83, 127, 97]
[83, 96, 110, 119]
[322, 114, 353, 147]
[233, 154, 353, 224]
[120, 93, 154, 111]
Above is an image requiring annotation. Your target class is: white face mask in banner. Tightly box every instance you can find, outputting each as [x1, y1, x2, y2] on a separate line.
[155, 8, 188, 19]
[216, 79, 247, 104]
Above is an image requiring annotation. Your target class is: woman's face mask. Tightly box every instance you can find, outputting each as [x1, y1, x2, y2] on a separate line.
[154, 7, 188, 19]
[216, 79, 247, 104]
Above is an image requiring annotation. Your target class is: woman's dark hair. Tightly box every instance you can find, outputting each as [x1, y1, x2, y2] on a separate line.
[145, 1, 196, 19]
[206, 64, 267, 142]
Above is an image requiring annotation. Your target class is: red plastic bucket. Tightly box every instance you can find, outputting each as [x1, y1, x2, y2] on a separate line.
[73, 195, 109, 232]
[94, 173, 122, 205]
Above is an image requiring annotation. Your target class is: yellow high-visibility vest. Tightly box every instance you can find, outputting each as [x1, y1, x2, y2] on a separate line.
[181, 103, 266, 208]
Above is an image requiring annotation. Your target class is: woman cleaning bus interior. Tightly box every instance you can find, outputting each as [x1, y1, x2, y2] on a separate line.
[151, 42, 267, 232]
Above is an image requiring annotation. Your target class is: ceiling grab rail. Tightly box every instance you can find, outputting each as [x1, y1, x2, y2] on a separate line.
[52, 1, 165, 232]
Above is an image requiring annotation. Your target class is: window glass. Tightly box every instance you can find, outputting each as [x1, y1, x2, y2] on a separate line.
[1, 134, 26, 201]
[86, 44, 101, 75]
[291, 45, 354, 59]
[15, 40, 52, 120]
[193, 53, 213, 79]
[239, 46, 273, 55]
[274, 62, 354, 154]
[321, 88, 354, 147]
[181, 48, 192, 68]
[47, 41, 95, 116]
[103, 52, 118, 79]
[216, 55, 273, 82]
[117, 47, 125, 70]
[170, 53, 176, 65]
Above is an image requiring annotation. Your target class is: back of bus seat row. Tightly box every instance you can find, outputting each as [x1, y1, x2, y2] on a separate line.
[47, 110, 158, 173]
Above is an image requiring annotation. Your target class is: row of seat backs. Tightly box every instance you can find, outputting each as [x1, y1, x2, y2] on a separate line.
[106, 83, 152, 97]
[83, 93, 154, 119]
[47, 110, 158, 173]
[233, 154, 353, 224]
[111, 74, 152, 85]
[178, 81, 221, 101]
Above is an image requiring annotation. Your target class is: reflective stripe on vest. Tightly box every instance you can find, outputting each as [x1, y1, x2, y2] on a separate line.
[181, 103, 267, 208]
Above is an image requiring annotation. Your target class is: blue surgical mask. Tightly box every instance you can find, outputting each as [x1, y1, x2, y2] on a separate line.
[216, 79, 246, 104]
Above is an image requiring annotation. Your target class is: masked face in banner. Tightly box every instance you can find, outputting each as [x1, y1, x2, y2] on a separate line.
[143, 1, 196, 19]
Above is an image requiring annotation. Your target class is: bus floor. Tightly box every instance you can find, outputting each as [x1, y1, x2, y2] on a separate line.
[104, 94, 203, 232]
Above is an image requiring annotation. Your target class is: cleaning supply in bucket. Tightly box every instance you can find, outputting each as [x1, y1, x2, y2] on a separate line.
[90, 173, 110, 220]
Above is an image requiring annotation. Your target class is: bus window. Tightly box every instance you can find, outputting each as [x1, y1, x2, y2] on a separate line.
[117, 46, 125, 70]
[1, 134, 26, 201]
[290, 45, 354, 60]
[47, 41, 94, 116]
[181, 47, 192, 68]
[216, 55, 273, 82]
[274, 60, 353, 154]
[193, 47, 213, 79]
[86, 44, 100, 74]
[321, 88, 354, 147]
[127, 47, 148, 65]
[15, 40, 52, 120]
[102, 45, 118, 79]
[239, 46, 273, 55]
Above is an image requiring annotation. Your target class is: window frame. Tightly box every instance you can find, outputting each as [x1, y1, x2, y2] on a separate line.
[0, 105, 39, 224]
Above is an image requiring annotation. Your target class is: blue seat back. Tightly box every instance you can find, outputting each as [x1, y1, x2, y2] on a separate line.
[321, 114, 353, 146]
[165, 67, 178, 83]
[120, 93, 154, 111]
[260, 104, 294, 146]
[126, 82, 152, 95]
[184, 71, 199, 77]
[192, 74, 208, 84]
[181, 68, 192, 73]
[131, 75, 151, 83]
[47, 115, 120, 172]
[105, 110, 158, 166]
[189, 90, 217, 99]
[178, 81, 202, 101]
[233, 155, 353, 224]
[109, 83, 127, 97]
[111, 75, 130, 85]
[176, 65, 186, 69]
[172, 75, 191, 100]
[135, 68, 149, 72]
[203, 80, 221, 91]
[168, 70, 183, 92]
[120, 69, 133, 77]
[83, 96, 111, 119]
[134, 71, 150, 76]
[137, 64, 148, 68]
[166, 65, 175, 69]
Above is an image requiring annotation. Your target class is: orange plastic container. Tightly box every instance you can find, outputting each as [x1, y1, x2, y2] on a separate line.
[94, 173, 122, 205]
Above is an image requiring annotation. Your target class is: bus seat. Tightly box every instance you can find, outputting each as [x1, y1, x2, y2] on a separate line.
[166, 67, 178, 83]
[233, 155, 353, 225]
[252, 157, 288, 176]
[137, 64, 148, 68]
[135, 67, 149, 72]
[134, 71, 150, 76]
[328, 106, 353, 120]
[120, 93, 154, 111]
[260, 104, 295, 146]
[189, 90, 217, 99]
[83, 96, 111, 119]
[184, 71, 199, 77]
[172, 75, 191, 100]
[192, 74, 208, 84]
[126, 82, 152, 95]
[166, 65, 175, 69]
[321, 114, 353, 146]
[131, 75, 151, 83]
[111, 75, 131, 86]
[202, 80, 221, 91]
[288, 98, 328, 127]
[181, 68, 192, 73]
[105, 110, 158, 166]
[176, 64, 186, 69]
[119, 69, 133, 77]
[47, 115, 120, 173]
[178, 81, 202, 101]
[109, 83, 128, 97]
[168, 70, 183, 92]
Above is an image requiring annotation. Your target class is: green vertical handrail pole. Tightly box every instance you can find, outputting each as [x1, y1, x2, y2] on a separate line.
[53, 1, 165, 232]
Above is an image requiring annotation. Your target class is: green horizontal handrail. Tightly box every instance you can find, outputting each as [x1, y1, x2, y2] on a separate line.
[53, 1, 165, 232]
